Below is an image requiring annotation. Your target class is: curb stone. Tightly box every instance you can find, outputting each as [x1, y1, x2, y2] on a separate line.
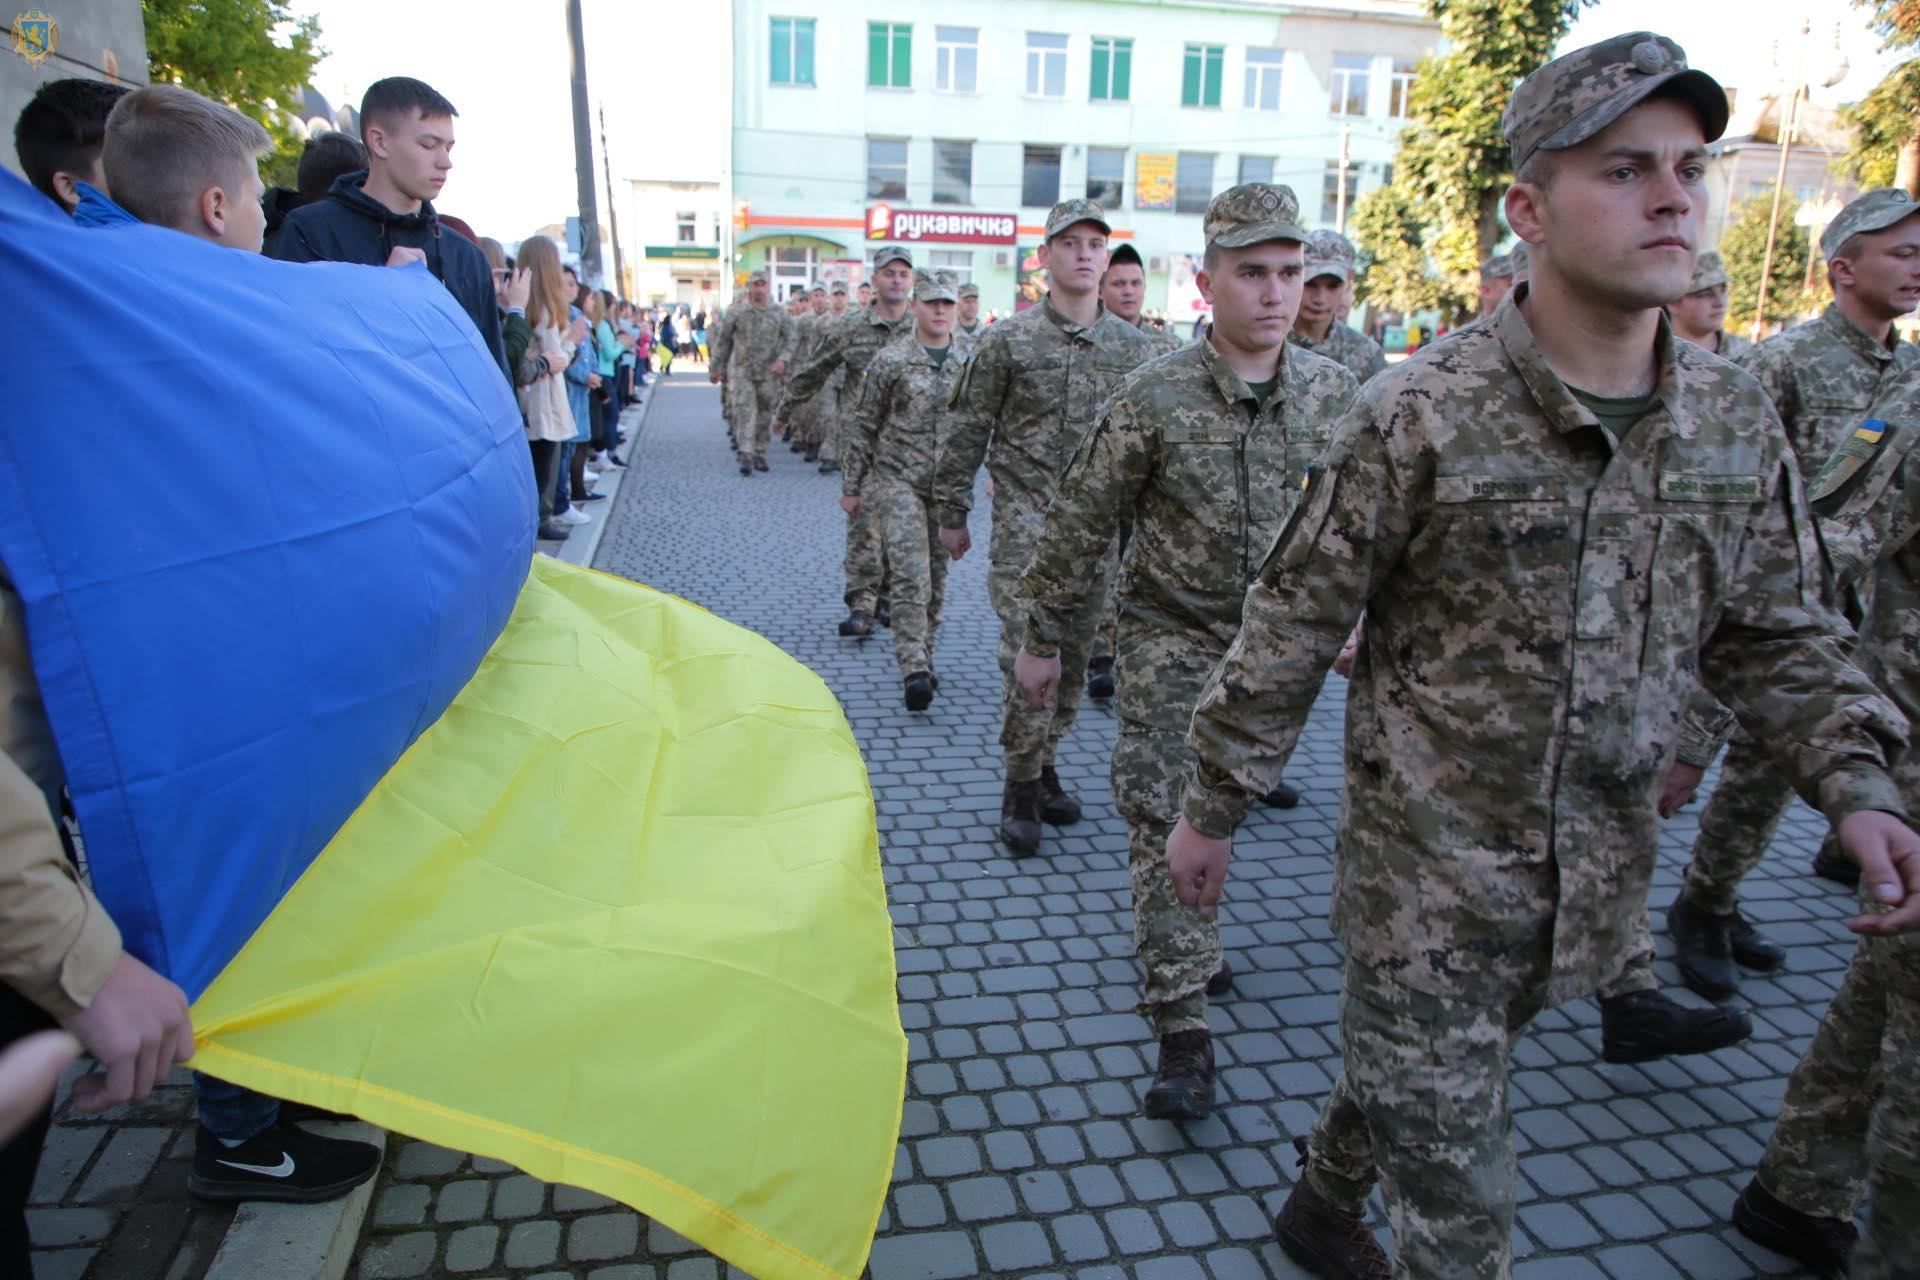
[202, 1122, 388, 1280]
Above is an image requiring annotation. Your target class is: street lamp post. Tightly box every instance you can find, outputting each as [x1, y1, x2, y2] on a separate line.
[1751, 23, 1848, 340]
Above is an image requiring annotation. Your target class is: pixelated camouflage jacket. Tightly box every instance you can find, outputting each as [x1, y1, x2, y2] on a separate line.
[1182, 295, 1906, 1007]
[844, 337, 960, 499]
[777, 306, 914, 419]
[1288, 321, 1389, 385]
[933, 297, 1155, 530]
[1016, 338, 1356, 730]
[708, 299, 790, 382]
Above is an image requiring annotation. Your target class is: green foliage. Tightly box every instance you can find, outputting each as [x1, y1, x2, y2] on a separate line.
[143, 0, 325, 188]
[1841, 0, 1919, 194]
[1720, 193, 1823, 332]
[1352, 0, 1592, 322]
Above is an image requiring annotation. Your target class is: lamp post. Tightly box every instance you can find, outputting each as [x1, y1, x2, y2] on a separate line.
[1751, 23, 1848, 340]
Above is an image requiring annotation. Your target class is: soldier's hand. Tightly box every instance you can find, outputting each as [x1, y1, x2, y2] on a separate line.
[939, 527, 971, 560]
[1014, 649, 1060, 709]
[840, 495, 861, 517]
[1332, 620, 1363, 678]
[1166, 818, 1231, 916]
[770, 360, 787, 379]
[1657, 762, 1706, 819]
[709, 370, 724, 385]
[1838, 809, 1920, 934]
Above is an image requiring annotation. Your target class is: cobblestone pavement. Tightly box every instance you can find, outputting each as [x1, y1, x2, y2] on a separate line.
[332, 370, 1858, 1280]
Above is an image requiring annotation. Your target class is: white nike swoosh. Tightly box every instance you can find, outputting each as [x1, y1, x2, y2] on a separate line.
[216, 1153, 296, 1178]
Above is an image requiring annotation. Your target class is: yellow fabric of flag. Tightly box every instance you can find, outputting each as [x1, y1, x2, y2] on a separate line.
[188, 555, 905, 1280]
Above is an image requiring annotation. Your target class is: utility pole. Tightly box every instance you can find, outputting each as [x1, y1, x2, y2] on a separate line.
[565, 0, 602, 284]
[1335, 123, 1351, 235]
[1753, 22, 1848, 339]
[598, 104, 627, 298]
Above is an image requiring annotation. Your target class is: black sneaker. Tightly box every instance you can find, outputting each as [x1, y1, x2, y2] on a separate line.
[278, 1099, 353, 1126]
[189, 1122, 381, 1204]
[1731, 1178, 1856, 1279]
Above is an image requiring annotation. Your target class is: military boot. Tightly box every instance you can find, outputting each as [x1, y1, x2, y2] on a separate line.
[1812, 840, 1860, 888]
[1731, 1178, 1856, 1280]
[1729, 912, 1785, 972]
[804, 444, 820, 462]
[1275, 1138, 1390, 1279]
[1142, 1029, 1215, 1120]
[876, 600, 892, 628]
[1086, 655, 1116, 699]
[1599, 989, 1751, 1064]
[999, 779, 1043, 857]
[903, 671, 934, 712]
[1666, 895, 1739, 1000]
[738, 460, 753, 476]
[837, 608, 874, 638]
[1206, 958, 1234, 997]
[1263, 781, 1300, 808]
[1039, 766, 1082, 826]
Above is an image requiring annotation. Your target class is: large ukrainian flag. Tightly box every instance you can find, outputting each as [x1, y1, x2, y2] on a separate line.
[0, 170, 902, 1280]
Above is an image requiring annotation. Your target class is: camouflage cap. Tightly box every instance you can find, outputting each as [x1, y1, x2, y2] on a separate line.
[1509, 242, 1531, 279]
[1203, 183, 1309, 249]
[830, 280, 848, 295]
[957, 281, 980, 298]
[747, 269, 769, 284]
[871, 244, 913, 271]
[1687, 250, 1729, 293]
[810, 283, 827, 293]
[1304, 228, 1357, 282]
[913, 267, 960, 303]
[1820, 188, 1920, 260]
[1503, 32, 1728, 174]
[1481, 252, 1514, 280]
[1044, 198, 1112, 240]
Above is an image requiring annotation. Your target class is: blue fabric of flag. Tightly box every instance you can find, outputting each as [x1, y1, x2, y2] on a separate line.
[0, 168, 534, 998]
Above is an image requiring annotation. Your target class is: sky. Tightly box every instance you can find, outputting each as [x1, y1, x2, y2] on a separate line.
[296, 0, 1901, 245]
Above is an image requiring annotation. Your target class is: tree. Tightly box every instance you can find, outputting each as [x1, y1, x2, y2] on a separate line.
[1841, 1, 1920, 196]
[1352, 0, 1593, 322]
[1719, 192, 1823, 334]
[143, 0, 325, 187]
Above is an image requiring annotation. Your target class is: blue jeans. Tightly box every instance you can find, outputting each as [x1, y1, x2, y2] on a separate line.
[195, 1073, 279, 1142]
[554, 443, 573, 516]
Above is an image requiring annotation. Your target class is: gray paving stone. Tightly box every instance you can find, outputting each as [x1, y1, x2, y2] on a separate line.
[436, 1178, 491, 1223]
[444, 1223, 500, 1272]
[492, 1174, 546, 1219]
[980, 1219, 1054, 1271]
[358, 1230, 437, 1279]
[25, 1207, 114, 1247]
[866, 1230, 978, 1280]
[568, 1211, 642, 1262]
[948, 1174, 1016, 1222]
[504, 1219, 563, 1269]
[553, 1183, 618, 1212]
[374, 1182, 431, 1227]
[74, 1127, 170, 1201]
[392, 1140, 464, 1179]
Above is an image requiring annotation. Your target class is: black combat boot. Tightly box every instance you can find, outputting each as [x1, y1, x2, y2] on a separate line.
[1086, 655, 1116, 699]
[753, 456, 769, 472]
[739, 460, 753, 476]
[804, 444, 820, 462]
[1143, 1029, 1215, 1120]
[1600, 988, 1751, 1064]
[1038, 765, 1082, 826]
[1275, 1141, 1391, 1280]
[1812, 840, 1860, 888]
[1666, 895, 1739, 1001]
[1206, 958, 1234, 997]
[903, 671, 934, 712]
[1731, 1178, 1856, 1280]
[875, 599, 892, 628]
[999, 779, 1043, 857]
[818, 460, 841, 474]
[1729, 911, 1785, 972]
[837, 608, 874, 638]
[1263, 781, 1300, 808]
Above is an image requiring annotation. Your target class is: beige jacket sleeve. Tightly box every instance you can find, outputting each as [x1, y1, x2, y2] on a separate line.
[0, 571, 120, 1019]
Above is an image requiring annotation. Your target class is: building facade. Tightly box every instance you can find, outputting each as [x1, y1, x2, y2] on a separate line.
[728, 0, 1438, 319]
[628, 179, 728, 307]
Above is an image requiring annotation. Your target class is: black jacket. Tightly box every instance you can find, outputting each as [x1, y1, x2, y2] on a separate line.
[269, 170, 507, 378]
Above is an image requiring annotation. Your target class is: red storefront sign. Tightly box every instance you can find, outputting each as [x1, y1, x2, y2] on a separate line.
[866, 204, 1018, 244]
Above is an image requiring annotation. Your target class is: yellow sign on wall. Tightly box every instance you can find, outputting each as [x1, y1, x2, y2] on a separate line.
[1135, 152, 1176, 212]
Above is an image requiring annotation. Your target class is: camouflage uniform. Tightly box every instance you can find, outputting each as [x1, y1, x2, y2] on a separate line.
[708, 289, 792, 468]
[953, 284, 986, 360]
[783, 309, 825, 451]
[1676, 299, 1919, 917]
[845, 270, 963, 679]
[1178, 44, 1908, 1273]
[780, 247, 916, 614]
[1752, 370, 1920, 1279]
[1672, 251, 1752, 361]
[1016, 201, 1358, 1035]
[1289, 229, 1391, 384]
[935, 228, 1155, 783]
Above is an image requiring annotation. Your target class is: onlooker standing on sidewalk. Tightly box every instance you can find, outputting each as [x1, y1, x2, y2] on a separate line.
[263, 130, 366, 255]
[512, 236, 578, 542]
[657, 310, 678, 375]
[268, 77, 507, 378]
[12, 77, 127, 215]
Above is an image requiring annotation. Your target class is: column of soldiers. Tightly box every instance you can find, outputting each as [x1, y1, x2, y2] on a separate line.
[699, 36, 1920, 1272]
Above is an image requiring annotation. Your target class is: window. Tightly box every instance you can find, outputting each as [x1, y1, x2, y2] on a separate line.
[773, 246, 816, 297]
[675, 211, 697, 243]
[936, 26, 977, 93]
[929, 249, 974, 285]
[1238, 156, 1274, 185]
[1027, 32, 1068, 97]
[1245, 48, 1284, 111]
[769, 17, 815, 86]
[1022, 144, 1062, 207]
[1091, 37, 1132, 101]
[1331, 53, 1370, 116]
[1182, 44, 1224, 108]
[868, 22, 911, 89]
[867, 137, 908, 200]
[933, 140, 973, 205]
[1086, 147, 1126, 209]
[1175, 152, 1215, 214]
[1321, 159, 1359, 224]
[1389, 59, 1416, 119]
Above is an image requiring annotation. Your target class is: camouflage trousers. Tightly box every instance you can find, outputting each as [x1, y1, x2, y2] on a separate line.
[726, 373, 780, 464]
[1756, 915, 1919, 1278]
[1299, 961, 1547, 1279]
[987, 503, 1110, 780]
[1112, 725, 1220, 1036]
[867, 477, 946, 677]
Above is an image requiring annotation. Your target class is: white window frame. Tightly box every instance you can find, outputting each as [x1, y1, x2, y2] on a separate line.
[1331, 53, 1370, 118]
[928, 249, 974, 285]
[1389, 59, 1417, 119]
[867, 136, 908, 201]
[1244, 49, 1284, 112]
[675, 211, 697, 243]
[772, 246, 817, 297]
[1026, 32, 1068, 99]
[933, 139, 973, 206]
[936, 25, 977, 94]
